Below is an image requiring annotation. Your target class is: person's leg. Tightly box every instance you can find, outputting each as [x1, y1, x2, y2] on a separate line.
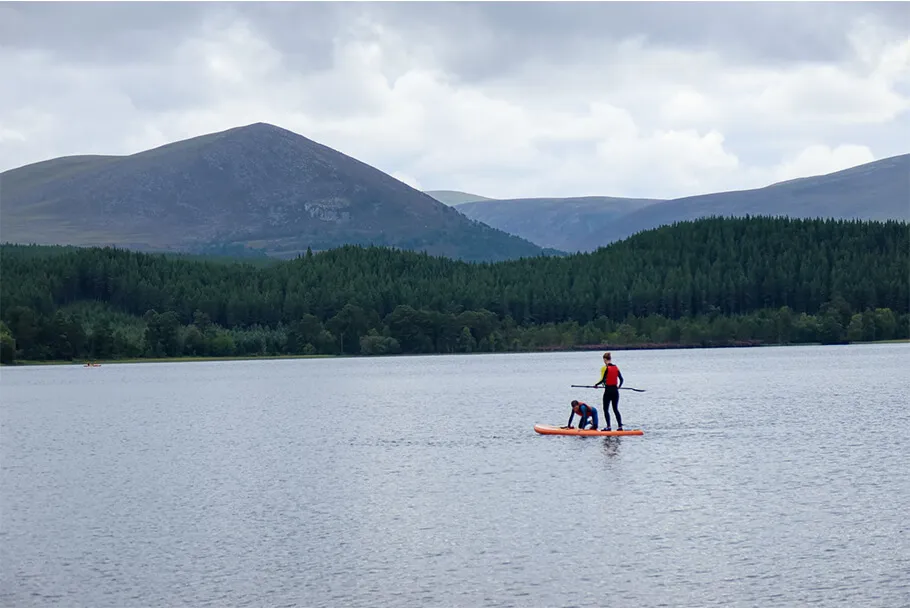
[602, 390, 611, 430]
[611, 388, 623, 429]
[590, 408, 599, 430]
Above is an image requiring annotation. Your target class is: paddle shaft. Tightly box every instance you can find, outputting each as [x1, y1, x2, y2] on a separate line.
[570, 384, 646, 392]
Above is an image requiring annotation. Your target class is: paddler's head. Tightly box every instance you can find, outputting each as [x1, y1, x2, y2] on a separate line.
[571, 400, 580, 410]
[603, 352, 612, 363]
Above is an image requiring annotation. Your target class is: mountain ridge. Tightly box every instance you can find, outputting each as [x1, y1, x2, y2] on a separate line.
[423, 190, 492, 205]
[452, 195, 662, 252]
[0, 123, 555, 262]
[438, 154, 910, 252]
[5, 122, 906, 259]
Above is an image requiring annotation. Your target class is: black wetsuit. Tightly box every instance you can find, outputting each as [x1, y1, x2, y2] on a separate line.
[598, 364, 624, 430]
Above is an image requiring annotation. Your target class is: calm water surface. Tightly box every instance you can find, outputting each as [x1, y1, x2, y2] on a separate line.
[2, 344, 909, 607]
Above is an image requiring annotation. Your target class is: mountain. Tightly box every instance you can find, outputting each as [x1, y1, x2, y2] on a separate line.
[424, 190, 492, 205]
[598, 154, 910, 252]
[453, 196, 661, 252]
[0, 123, 554, 262]
[449, 154, 910, 252]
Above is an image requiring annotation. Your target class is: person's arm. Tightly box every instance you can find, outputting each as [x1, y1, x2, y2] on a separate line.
[618, 367, 624, 388]
[565, 410, 576, 428]
[594, 365, 606, 387]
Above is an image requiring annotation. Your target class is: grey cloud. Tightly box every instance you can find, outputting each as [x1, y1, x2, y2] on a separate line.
[221, 3, 345, 73]
[0, 3, 209, 63]
[331, 2, 910, 81]
[0, 2, 340, 70]
[5, 2, 907, 75]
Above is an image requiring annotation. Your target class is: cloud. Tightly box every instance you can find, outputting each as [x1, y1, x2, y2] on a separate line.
[1, 2, 908, 200]
[771, 144, 877, 183]
[0, 126, 27, 144]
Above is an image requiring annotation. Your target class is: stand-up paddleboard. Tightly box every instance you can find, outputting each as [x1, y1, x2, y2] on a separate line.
[534, 424, 643, 437]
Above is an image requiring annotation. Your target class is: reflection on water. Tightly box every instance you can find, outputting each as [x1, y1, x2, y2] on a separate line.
[600, 437, 622, 459]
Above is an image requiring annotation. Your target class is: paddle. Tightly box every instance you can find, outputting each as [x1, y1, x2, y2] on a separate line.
[570, 384, 647, 392]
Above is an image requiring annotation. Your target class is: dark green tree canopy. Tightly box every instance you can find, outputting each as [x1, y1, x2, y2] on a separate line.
[2, 217, 907, 362]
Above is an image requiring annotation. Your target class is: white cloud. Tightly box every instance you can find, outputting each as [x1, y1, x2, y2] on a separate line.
[1, 5, 908, 202]
[770, 144, 877, 183]
[659, 90, 718, 126]
[748, 63, 908, 126]
[0, 127, 26, 144]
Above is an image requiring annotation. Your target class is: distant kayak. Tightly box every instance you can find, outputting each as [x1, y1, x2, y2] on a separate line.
[533, 424, 643, 437]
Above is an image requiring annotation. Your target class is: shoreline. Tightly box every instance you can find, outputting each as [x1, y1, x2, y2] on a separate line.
[6, 353, 336, 367]
[539, 339, 766, 351]
[4, 338, 907, 367]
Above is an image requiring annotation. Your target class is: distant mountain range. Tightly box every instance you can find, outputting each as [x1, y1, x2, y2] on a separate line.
[449, 196, 662, 252]
[0, 123, 556, 262]
[3, 121, 906, 261]
[426, 154, 910, 252]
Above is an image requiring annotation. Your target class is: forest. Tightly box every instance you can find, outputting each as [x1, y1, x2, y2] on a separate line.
[1, 216, 907, 364]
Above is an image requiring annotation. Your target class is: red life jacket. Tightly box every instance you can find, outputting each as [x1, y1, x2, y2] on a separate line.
[604, 364, 620, 386]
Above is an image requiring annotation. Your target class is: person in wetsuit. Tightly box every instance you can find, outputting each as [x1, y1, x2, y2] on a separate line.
[594, 352, 624, 431]
[563, 399, 599, 430]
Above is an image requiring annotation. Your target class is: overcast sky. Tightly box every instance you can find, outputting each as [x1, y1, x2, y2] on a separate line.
[2, 1, 908, 199]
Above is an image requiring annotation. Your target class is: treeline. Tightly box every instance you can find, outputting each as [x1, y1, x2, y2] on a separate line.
[1, 216, 907, 363]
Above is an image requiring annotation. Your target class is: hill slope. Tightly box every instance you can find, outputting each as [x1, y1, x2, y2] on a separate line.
[0, 123, 552, 262]
[424, 190, 492, 205]
[450, 154, 910, 252]
[454, 196, 661, 251]
[601, 153, 910, 251]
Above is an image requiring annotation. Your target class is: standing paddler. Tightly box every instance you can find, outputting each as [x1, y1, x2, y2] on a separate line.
[593, 351, 624, 431]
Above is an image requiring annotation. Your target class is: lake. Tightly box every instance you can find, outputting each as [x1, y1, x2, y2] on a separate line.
[2, 344, 909, 607]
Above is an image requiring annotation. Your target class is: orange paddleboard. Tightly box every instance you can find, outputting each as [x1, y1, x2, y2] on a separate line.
[534, 424, 643, 437]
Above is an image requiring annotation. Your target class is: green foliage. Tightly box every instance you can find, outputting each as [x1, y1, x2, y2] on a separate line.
[1, 217, 907, 363]
[360, 331, 402, 356]
[0, 320, 15, 364]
